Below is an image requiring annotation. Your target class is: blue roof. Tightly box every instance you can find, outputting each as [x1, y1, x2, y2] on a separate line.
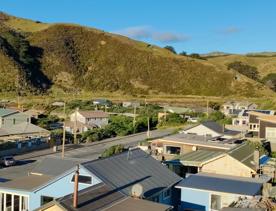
[176, 174, 263, 196]
[260, 155, 270, 166]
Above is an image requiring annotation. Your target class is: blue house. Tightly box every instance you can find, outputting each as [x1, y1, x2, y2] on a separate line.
[176, 173, 267, 211]
[0, 149, 181, 210]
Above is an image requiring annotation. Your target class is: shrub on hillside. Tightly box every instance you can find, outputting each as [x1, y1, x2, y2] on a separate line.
[227, 61, 259, 81]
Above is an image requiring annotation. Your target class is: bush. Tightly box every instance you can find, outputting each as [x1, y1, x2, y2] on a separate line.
[101, 144, 126, 158]
[158, 113, 186, 127]
[164, 46, 176, 54]
[262, 73, 276, 92]
[227, 61, 259, 81]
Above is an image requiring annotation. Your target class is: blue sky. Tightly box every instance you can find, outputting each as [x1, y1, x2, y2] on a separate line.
[1, 0, 276, 54]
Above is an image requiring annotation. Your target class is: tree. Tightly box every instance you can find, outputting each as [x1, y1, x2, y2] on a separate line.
[164, 46, 176, 54]
[179, 51, 187, 56]
[209, 101, 220, 111]
[189, 53, 205, 60]
[158, 113, 186, 127]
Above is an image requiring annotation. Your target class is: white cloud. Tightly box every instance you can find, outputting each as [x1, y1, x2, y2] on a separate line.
[114, 26, 189, 43]
[221, 26, 241, 34]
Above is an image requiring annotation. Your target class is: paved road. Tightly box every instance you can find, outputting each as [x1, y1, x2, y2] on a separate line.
[0, 128, 175, 179]
[16, 128, 175, 161]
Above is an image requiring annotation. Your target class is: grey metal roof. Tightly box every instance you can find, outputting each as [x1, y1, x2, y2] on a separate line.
[58, 183, 126, 211]
[0, 108, 17, 117]
[30, 157, 83, 177]
[160, 133, 235, 150]
[176, 173, 263, 196]
[4, 122, 50, 136]
[82, 149, 181, 198]
[202, 121, 240, 136]
[228, 143, 256, 171]
[0, 174, 53, 191]
[172, 150, 225, 167]
[40, 183, 172, 211]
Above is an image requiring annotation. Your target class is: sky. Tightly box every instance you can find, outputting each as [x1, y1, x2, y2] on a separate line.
[1, 0, 276, 54]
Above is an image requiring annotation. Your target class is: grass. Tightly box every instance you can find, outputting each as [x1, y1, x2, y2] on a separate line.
[0, 12, 275, 99]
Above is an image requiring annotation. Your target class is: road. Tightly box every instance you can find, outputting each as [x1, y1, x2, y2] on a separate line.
[0, 128, 175, 179]
[16, 128, 175, 160]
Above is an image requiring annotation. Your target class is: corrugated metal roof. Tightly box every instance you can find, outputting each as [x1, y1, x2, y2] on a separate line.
[3, 122, 50, 135]
[228, 143, 256, 171]
[176, 173, 263, 196]
[82, 149, 181, 198]
[0, 108, 17, 117]
[172, 150, 225, 167]
[31, 157, 83, 176]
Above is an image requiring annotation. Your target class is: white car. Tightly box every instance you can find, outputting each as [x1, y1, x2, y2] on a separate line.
[0, 156, 16, 167]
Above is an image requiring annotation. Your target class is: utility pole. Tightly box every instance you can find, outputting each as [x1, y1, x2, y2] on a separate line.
[133, 105, 136, 134]
[62, 102, 66, 159]
[147, 116, 150, 138]
[74, 108, 78, 145]
[206, 100, 209, 118]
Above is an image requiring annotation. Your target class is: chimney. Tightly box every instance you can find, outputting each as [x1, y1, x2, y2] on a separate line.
[254, 150, 260, 170]
[73, 165, 79, 208]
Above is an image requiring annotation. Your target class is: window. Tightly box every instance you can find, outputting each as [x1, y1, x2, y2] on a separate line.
[163, 189, 171, 199]
[41, 195, 54, 205]
[165, 146, 181, 154]
[1, 119, 4, 125]
[71, 175, 92, 184]
[13, 118, 16, 125]
[151, 195, 159, 202]
[211, 194, 221, 210]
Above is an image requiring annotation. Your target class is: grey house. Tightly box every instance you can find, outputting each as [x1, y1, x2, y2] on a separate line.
[0, 108, 30, 129]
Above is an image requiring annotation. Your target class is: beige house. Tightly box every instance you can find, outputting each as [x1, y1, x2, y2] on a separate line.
[150, 133, 237, 161]
[165, 143, 259, 178]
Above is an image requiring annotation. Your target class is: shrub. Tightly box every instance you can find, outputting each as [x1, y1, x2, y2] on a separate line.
[101, 144, 126, 158]
[227, 61, 259, 81]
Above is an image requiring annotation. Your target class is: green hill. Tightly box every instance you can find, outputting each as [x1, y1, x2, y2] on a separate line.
[0, 12, 275, 98]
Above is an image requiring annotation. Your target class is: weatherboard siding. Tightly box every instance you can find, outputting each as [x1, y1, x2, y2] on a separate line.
[184, 125, 221, 137]
[180, 188, 209, 211]
[0, 166, 102, 210]
[201, 155, 253, 177]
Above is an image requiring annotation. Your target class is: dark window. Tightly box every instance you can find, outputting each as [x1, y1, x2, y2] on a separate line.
[71, 175, 92, 184]
[13, 119, 16, 124]
[41, 196, 54, 205]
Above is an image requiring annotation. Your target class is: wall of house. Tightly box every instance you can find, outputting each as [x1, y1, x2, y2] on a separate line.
[184, 125, 221, 137]
[70, 112, 86, 124]
[1, 112, 30, 128]
[201, 155, 253, 177]
[259, 120, 276, 139]
[180, 188, 209, 211]
[0, 166, 102, 210]
[30, 166, 101, 210]
[87, 117, 108, 127]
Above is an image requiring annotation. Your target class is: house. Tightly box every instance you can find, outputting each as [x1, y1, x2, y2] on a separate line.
[92, 99, 112, 107]
[222, 101, 258, 116]
[181, 121, 241, 139]
[37, 183, 173, 211]
[0, 149, 181, 210]
[165, 142, 260, 178]
[150, 133, 238, 161]
[0, 108, 30, 129]
[69, 110, 109, 130]
[247, 112, 276, 149]
[0, 108, 49, 141]
[64, 120, 97, 134]
[176, 173, 267, 211]
[232, 109, 274, 127]
[122, 101, 140, 108]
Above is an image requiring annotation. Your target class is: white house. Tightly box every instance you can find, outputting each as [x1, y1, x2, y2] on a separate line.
[221, 101, 257, 116]
[70, 110, 109, 128]
[181, 121, 241, 139]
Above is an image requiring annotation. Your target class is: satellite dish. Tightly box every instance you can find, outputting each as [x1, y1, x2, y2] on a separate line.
[131, 184, 143, 198]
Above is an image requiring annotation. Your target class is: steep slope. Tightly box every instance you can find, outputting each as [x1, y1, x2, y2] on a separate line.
[0, 12, 275, 98]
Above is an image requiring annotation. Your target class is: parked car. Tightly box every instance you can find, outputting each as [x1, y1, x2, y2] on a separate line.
[0, 156, 16, 167]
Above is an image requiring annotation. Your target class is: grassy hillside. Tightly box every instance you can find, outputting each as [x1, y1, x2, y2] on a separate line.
[0, 12, 275, 99]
